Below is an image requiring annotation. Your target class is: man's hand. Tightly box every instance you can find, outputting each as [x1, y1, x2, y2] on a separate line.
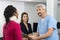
[23, 38, 28, 40]
[28, 35, 40, 40]
[28, 34, 33, 36]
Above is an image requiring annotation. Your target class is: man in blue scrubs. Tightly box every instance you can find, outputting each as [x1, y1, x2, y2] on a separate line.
[30, 4, 59, 40]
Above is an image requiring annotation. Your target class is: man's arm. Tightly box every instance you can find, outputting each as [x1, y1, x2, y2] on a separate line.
[38, 28, 53, 39]
[28, 28, 53, 40]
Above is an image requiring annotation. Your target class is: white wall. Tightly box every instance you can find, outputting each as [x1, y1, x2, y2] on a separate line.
[24, 2, 40, 25]
[0, 1, 25, 37]
[56, 4, 60, 22]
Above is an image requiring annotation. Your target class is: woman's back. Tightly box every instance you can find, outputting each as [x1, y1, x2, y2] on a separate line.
[3, 21, 22, 40]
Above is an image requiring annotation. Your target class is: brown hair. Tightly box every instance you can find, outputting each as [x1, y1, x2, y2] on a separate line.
[21, 12, 29, 23]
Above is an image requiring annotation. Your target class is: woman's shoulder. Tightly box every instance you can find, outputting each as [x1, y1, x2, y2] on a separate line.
[9, 21, 20, 26]
[20, 23, 24, 25]
[28, 23, 31, 25]
[20, 22, 23, 24]
[10, 21, 21, 29]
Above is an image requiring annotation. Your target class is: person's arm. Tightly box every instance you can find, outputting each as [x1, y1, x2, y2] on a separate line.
[29, 28, 53, 40]
[3, 30, 5, 40]
[3, 24, 5, 40]
[29, 23, 33, 33]
[23, 38, 28, 40]
[28, 24, 33, 36]
[35, 32, 39, 35]
[15, 24, 22, 40]
[38, 28, 53, 39]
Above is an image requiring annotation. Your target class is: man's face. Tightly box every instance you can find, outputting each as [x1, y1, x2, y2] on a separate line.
[36, 6, 46, 17]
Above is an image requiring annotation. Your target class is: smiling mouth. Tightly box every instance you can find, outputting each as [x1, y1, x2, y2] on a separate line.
[38, 13, 42, 16]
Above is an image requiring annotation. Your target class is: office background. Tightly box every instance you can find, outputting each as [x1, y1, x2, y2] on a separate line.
[0, 0, 60, 40]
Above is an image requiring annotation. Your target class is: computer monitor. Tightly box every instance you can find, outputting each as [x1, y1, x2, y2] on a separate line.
[57, 22, 60, 29]
[33, 23, 38, 32]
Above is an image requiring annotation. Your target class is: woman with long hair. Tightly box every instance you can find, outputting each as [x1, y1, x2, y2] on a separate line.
[3, 5, 22, 40]
[20, 12, 32, 40]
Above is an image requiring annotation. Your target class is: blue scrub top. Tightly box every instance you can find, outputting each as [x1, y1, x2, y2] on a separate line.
[37, 15, 59, 40]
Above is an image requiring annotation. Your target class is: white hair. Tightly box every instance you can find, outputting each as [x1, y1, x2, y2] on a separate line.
[36, 4, 46, 9]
